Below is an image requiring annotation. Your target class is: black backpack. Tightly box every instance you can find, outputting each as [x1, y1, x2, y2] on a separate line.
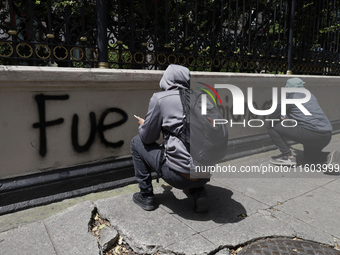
[162, 88, 228, 169]
[179, 88, 229, 166]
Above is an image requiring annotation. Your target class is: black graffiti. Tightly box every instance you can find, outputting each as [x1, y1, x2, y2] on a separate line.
[220, 99, 273, 122]
[246, 101, 259, 121]
[33, 94, 69, 157]
[261, 99, 273, 120]
[33, 94, 128, 157]
[72, 112, 96, 153]
[213, 88, 275, 122]
[230, 101, 259, 121]
[98, 108, 128, 148]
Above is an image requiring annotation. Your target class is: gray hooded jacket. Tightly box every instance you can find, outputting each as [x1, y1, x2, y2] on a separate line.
[138, 65, 191, 174]
[287, 92, 332, 132]
[270, 78, 332, 133]
[285, 78, 332, 132]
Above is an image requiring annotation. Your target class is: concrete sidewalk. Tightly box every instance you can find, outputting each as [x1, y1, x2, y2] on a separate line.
[1, 134, 340, 255]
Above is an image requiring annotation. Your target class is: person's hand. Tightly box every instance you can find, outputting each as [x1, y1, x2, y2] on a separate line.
[136, 116, 145, 126]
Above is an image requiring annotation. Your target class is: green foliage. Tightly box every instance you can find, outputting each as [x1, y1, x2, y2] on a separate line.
[108, 44, 132, 69]
[319, 24, 340, 33]
[72, 61, 85, 68]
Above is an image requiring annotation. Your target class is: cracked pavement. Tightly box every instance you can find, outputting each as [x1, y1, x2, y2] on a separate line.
[0, 134, 339, 255]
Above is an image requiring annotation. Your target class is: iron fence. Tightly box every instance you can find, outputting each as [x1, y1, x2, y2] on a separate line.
[1, 0, 340, 75]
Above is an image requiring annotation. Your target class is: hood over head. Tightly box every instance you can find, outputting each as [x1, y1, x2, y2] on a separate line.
[160, 64, 190, 91]
[286, 77, 305, 88]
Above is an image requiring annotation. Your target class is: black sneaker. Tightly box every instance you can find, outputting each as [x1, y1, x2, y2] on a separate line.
[270, 156, 297, 166]
[189, 187, 209, 213]
[133, 192, 156, 211]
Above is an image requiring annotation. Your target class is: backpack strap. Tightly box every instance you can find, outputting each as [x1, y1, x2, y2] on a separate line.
[156, 129, 170, 183]
[157, 88, 190, 182]
[178, 88, 190, 152]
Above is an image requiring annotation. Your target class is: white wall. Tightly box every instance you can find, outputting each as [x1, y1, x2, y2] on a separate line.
[1, 66, 339, 179]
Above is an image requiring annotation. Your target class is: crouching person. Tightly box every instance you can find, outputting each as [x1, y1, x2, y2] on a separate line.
[130, 64, 210, 213]
[267, 77, 340, 169]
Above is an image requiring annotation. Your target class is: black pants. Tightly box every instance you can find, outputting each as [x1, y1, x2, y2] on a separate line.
[130, 135, 209, 195]
[267, 121, 331, 163]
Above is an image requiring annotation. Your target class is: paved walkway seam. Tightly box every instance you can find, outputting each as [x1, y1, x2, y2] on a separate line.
[43, 220, 59, 255]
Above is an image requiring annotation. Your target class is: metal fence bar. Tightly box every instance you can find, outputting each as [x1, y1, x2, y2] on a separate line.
[287, 0, 295, 75]
[97, 0, 108, 68]
[1, 0, 340, 75]
[8, 0, 17, 63]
